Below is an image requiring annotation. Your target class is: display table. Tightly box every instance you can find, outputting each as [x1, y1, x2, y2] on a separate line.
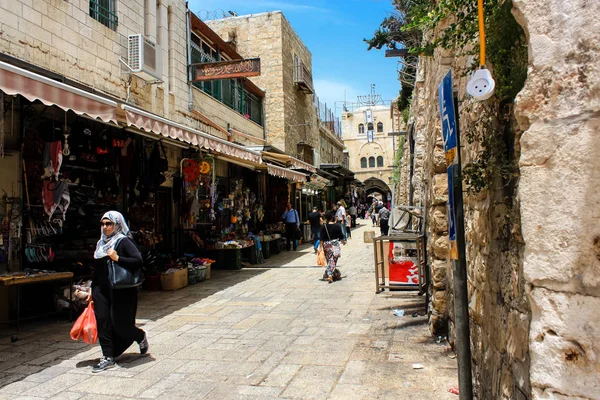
[202, 248, 242, 270]
[269, 239, 281, 255]
[260, 240, 271, 259]
[241, 242, 259, 264]
[0, 271, 74, 342]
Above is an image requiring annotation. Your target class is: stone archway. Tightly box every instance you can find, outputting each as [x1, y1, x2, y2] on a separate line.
[363, 177, 391, 198]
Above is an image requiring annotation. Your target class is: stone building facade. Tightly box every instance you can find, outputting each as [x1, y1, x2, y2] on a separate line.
[341, 105, 396, 196]
[205, 12, 344, 165]
[0, 0, 264, 144]
[396, 0, 600, 399]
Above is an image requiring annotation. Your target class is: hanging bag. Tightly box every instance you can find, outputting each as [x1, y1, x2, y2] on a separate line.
[70, 301, 98, 344]
[317, 249, 326, 267]
[107, 238, 145, 289]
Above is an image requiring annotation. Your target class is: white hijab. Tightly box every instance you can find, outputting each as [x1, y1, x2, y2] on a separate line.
[94, 211, 130, 259]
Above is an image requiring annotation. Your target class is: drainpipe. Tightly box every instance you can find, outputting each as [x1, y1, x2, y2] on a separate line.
[157, 0, 168, 116]
[144, 0, 157, 42]
[261, 99, 267, 142]
[186, 5, 193, 111]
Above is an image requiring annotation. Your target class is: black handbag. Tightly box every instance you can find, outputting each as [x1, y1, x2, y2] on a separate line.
[107, 239, 144, 289]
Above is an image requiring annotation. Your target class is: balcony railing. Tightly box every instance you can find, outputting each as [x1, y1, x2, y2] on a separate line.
[314, 95, 342, 138]
[294, 57, 314, 94]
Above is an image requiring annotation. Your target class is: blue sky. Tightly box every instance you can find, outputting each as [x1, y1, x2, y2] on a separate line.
[188, 0, 400, 115]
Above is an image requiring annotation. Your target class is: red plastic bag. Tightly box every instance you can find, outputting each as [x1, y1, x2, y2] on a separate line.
[317, 250, 326, 267]
[70, 301, 98, 344]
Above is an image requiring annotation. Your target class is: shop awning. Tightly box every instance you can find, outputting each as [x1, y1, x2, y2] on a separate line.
[122, 104, 262, 164]
[266, 163, 307, 182]
[319, 163, 355, 180]
[0, 60, 117, 123]
[261, 151, 317, 173]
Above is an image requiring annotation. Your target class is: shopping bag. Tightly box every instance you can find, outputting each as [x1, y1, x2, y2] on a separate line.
[317, 250, 326, 267]
[70, 301, 98, 344]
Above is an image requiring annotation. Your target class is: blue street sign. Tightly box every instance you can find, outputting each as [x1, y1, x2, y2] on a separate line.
[438, 70, 458, 259]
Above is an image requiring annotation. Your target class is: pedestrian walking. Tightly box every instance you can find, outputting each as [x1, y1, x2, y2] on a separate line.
[282, 202, 300, 251]
[88, 211, 148, 373]
[307, 206, 322, 254]
[379, 204, 391, 236]
[319, 211, 346, 283]
[346, 212, 352, 238]
[375, 201, 384, 227]
[335, 201, 347, 240]
[348, 204, 357, 228]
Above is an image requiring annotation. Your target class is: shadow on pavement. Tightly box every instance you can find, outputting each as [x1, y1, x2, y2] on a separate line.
[0, 266, 268, 388]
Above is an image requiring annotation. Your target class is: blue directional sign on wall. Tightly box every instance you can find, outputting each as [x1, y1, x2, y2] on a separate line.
[438, 70, 458, 260]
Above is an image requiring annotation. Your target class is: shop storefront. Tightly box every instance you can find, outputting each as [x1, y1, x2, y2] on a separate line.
[0, 59, 291, 325]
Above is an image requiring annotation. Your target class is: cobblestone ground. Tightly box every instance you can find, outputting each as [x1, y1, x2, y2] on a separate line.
[0, 223, 458, 399]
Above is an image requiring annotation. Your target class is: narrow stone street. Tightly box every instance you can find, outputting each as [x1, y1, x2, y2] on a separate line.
[0, 223, 458, 400]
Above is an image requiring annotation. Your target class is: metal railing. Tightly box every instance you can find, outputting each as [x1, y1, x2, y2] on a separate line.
[89, 0, 118, 30]
[190, 41, 263, 126]
[314, 95, 342, 138]
[293, 58, 314, 94]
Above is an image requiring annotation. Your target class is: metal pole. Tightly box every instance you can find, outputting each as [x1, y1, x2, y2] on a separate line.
[452, 94, 473, 400]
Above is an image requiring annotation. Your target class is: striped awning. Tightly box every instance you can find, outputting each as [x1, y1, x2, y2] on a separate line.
[123, 104, 262, 165]
[266, 163, 307, 182]
[261, 151, 317, 173]
[0, 60, 117, 123]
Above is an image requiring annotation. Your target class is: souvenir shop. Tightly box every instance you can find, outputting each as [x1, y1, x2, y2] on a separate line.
[177, 157, 308, 268]
[0, 93, 187, 321]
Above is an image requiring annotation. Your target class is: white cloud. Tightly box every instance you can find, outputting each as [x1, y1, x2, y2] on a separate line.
[313, 79, 360, 116]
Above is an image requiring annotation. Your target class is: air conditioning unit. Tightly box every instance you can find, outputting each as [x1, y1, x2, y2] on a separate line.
[127, 34, 162, 81]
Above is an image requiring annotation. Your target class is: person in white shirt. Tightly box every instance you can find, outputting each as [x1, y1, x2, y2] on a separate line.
[335, 201, 347, 240]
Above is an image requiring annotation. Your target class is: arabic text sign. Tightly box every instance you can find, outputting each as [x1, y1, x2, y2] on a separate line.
[193, 58, 261, 82]
[438, 70, 459, 260]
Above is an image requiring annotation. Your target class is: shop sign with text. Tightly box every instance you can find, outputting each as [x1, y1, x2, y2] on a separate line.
[192, 58, 261, 82]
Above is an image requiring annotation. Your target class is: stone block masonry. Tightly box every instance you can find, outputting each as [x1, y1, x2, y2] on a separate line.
[513, 0, 600, 398]
[0, 0, 261, 138]
[397, 0, 600, 398]
[206, 12, 344, 163]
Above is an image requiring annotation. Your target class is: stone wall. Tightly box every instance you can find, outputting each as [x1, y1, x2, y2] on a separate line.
[206, 12, 343, 163]
[512, 0, 600, 398]
[0, 0, 261, 139]
[206, 13, 290, 151]
[397, 11, 532, 400]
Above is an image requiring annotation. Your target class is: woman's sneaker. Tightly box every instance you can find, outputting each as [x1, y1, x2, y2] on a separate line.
[92, 357, 116, 373]
[139, 331, 149, 355]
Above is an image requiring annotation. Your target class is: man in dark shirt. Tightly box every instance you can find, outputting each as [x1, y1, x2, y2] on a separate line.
[307, 207, 322, 254]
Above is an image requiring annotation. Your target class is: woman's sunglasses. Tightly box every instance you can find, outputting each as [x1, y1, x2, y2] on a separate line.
[100, 222, 114, 228]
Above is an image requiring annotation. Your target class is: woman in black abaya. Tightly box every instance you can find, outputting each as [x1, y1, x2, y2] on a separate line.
[88, 211, 148, 373]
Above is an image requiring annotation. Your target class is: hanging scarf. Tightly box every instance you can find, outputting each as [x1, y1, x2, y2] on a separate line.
[94, 211, 130, 259]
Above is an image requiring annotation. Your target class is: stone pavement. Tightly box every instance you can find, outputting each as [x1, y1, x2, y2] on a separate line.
[0, 223, 458, 399]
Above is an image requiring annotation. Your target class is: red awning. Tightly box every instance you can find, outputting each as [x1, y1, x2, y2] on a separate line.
[0, 61, 117, 123]
[123, 104, 262, 165]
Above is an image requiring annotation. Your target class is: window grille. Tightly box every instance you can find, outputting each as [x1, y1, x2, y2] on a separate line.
[90, 0, 118, 30]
